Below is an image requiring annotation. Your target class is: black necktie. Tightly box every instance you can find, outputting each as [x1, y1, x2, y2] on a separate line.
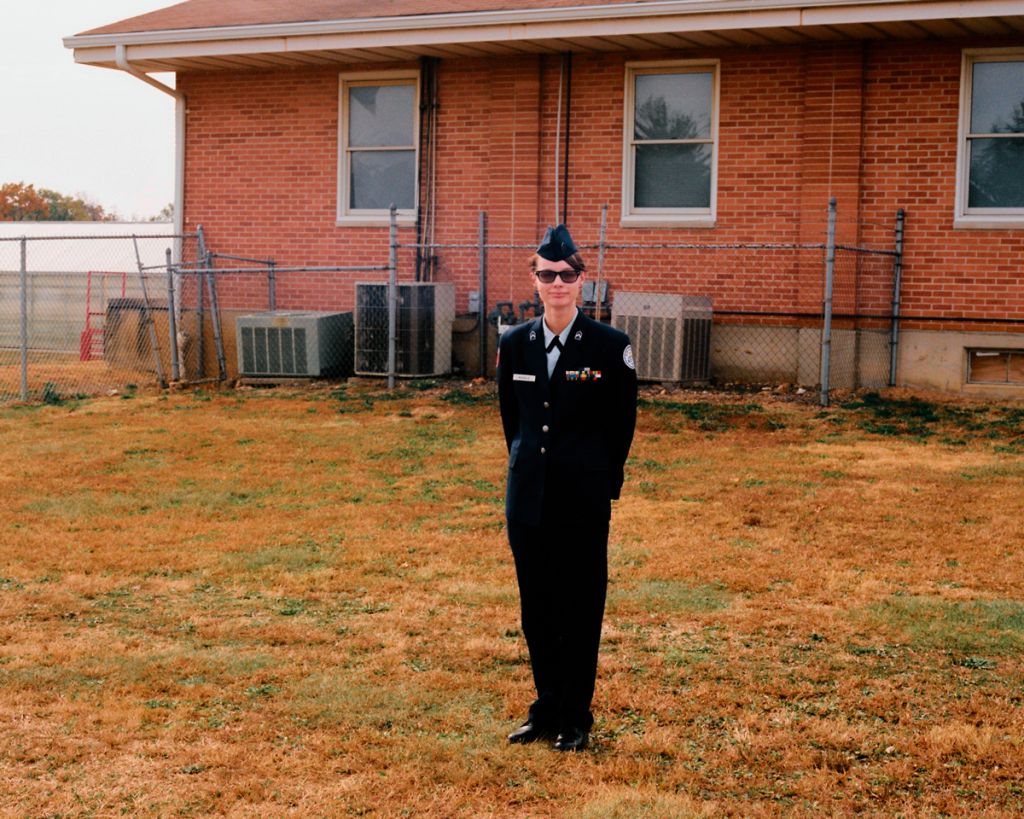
[546, 337, 562, 353]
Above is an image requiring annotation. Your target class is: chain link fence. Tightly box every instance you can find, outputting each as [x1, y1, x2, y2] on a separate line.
[0, 228, 199, 403]
[417, 200, 904, 405]
[169, 229, 456, 389]
[0, 201, 899, 405]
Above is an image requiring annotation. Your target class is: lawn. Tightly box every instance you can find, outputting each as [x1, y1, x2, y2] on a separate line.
[1, 382, 1022, 816]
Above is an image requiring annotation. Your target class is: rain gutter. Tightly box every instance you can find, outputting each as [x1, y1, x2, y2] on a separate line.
[65, 1, 1024, 49]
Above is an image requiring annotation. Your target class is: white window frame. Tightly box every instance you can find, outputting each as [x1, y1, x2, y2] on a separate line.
[621, 59, 720, 229]
[337, 70, 419, 226]
[954, 48, 1024, 230]
[966, 348, 1024, 385]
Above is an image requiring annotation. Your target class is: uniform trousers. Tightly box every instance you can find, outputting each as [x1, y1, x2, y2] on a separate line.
[507, 493, 609, 733]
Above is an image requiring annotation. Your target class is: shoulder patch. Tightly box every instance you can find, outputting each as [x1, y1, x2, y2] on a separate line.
[623, 344, 635, 370]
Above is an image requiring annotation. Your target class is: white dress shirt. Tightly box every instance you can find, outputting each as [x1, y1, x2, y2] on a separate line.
[542, 310, 576, 378]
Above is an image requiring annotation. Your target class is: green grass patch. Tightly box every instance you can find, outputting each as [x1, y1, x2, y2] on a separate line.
[838, 392, 1024, 447]
[440, 387, 495, 406]
[638, 398, 771, 432]
[223, 539, 331, 575]
[610, 579, 732, 614]
[858, 595, 1024, 655]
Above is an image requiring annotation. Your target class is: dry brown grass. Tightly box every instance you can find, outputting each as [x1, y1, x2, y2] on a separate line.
[1, 382, 1022, 816]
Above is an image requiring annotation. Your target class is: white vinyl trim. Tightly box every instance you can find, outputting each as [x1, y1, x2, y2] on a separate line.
[954, 47, 1024, 230]
[64, 1, 1024, 49]
[65, 1, 1024, 62]
[337, 70, 420, 224]
[621, 59, 720, 227]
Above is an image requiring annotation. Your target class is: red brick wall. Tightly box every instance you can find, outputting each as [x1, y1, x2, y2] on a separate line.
[860, 40, 1024, 327]
[179, 38, 1023, 326]
[180, 67, 419, 313]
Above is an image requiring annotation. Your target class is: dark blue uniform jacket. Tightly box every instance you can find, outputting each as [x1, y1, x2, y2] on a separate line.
[498, 312, 638, 526]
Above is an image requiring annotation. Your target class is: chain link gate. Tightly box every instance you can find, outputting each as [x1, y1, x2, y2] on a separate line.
[0, 230, 200, 403]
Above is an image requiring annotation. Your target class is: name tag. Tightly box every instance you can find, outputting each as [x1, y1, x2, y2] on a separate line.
[513, 373, 536, 382]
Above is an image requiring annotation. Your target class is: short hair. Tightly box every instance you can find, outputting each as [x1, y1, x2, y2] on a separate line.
[529, 251, 586, 273]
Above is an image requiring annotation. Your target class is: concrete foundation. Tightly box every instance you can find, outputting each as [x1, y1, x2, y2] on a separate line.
[710, 325, 890, 389]
[897, 329, 1024, 399]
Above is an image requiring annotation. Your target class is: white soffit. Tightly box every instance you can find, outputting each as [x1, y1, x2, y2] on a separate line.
[65, 0, 1024, 71]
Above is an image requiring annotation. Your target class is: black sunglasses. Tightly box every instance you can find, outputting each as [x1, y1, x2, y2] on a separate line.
[535, 269, 582, 284]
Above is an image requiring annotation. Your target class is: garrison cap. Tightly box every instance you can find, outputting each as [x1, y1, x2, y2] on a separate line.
[536, 223, 579, 263]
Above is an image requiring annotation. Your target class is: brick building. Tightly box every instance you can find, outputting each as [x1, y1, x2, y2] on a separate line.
[66, 1, 1024, 395]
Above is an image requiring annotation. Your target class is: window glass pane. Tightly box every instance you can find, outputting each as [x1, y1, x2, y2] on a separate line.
[1009, 353, 1024, 383]
[968, 137, 1024, 207]
[969, 350, 1008, 382]
[349, 84, 414, 147]
[634, 144, 711, 208]
[970, 62, 1024, 134]
[350, 150, 415, 210]
[634, 72, 712, 140]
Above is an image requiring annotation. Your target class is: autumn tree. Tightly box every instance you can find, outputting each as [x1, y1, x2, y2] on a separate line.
[0, 182, 48, 221]
[0, 182, 114, 221]
[149, 202, 174, 222]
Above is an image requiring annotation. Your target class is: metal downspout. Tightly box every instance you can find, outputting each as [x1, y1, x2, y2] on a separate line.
[562, 52, 572, 225]
[114, 44, 184, 236]
[889, 208, 906, 387]
[115, 44, 186, 376]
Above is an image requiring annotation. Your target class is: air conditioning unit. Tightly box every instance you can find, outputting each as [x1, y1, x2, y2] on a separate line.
[679, 296, 713, 382]
[612, 293, 712, 382]
[236, 311, 353, 377]
[355, 282, 455, 377]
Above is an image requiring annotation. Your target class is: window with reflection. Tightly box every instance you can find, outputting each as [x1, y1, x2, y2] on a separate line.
[958, 52, 1024, 226]
[339, 74, 418, 222]
[623, 61, 718, 224]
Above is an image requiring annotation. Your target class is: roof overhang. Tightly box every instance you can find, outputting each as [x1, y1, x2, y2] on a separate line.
[64, 0, 1024, 73]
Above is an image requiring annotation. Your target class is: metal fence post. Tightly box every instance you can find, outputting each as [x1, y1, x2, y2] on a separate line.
[19, 237, 28, 402]
[195, 225, 207, 379]
[166, 248, 180, 382]
[133, 236, 167, 389]
[204, 251, 227, 381]
[820, 197, 837, 407]
[596, 204, 607, 322]
[889, 208, 906, 387]
[388, 204, 398, 390]
[478, 211, 487, 377]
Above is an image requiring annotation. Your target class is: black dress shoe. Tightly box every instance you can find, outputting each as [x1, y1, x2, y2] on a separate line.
[507, 721, 554, 744]
[554, 726, 588, 752]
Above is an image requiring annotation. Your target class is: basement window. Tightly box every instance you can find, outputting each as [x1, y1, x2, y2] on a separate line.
[622, 60, 719, 228]
[967, 349, 1024, 384]
[955, 50, 1024, 229]
[338, 71, 419, 226]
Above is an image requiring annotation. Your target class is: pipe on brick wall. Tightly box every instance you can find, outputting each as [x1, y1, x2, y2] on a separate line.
[562, 52, 572, 225]
[554, 55, 564, 223]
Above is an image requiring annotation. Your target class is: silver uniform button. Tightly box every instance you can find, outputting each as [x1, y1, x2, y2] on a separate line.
[542, 425, 549, 433]
[543, 401, 550, 408]
[540, 447, 546, 454]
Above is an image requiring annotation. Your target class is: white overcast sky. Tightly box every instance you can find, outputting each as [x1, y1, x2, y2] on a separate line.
[1, 1, 177, 220]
